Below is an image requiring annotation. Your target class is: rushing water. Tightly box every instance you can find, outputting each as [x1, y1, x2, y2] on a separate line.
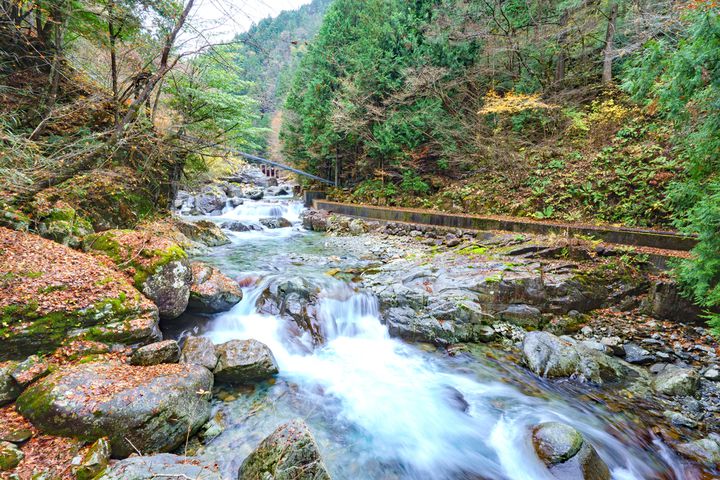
[172, 195, 698, 480]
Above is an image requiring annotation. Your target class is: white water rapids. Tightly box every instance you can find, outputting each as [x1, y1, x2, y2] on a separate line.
[182, 195, 693, 480]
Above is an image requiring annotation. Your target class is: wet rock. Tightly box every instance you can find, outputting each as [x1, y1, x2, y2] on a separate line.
[653, 365, 699, 396]
[622, 343, 654, 365]
[96, 453, 223, 480]
[221, 220, 263, 232]
[173, 218, 230, 247]
[676, 434, 720, 468]
[73, 437, 111, 480]
[257, 277, 321, 341]
[214, 339, 279, 384]
[259, 217, 293, 229]
[246, 189, 264, 201]
[223, 166, 271, 187]
[130, 340, 180, 366]
[181, 336, 218, 370]
[141, 258, 192, 320]
[532, 422, 610, 480]
[0, 363, 22, 407]
[16, 361, 212, 458]
[0, 440, 24, 471]
[239, 419, 331, 480]
[188, 262, 243, 313]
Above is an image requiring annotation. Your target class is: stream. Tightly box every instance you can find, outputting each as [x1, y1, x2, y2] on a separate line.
[169, 195, 695, 480]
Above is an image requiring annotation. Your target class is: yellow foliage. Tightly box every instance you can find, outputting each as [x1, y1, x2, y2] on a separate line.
[478, 90, 555, 115]
[586, 99, 630, 125]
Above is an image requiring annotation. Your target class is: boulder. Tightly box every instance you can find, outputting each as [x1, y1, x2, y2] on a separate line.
[0, 440, 24, 471]
[532, 422, 610, 480]
[257, 277, 321, 342]
[259, 217, 293, 229]
[83, 229, 192, 320]
[522, 331, 627, 384]
[130, 340, 180, 366]
[301, 210, 330, 232]
[73, 437, 111, 480]
[653, 364, 699, 396]
[221, 221, 263, 232]
[188, 263, 243, 313]
[173, 219, 230, 247]
[239, 419, 331, 480]
[0, 363, 22, 406]
[181, 337, 219, 370]
[246, 189, 264, 201]
[35, 204, 94, 248]
[1, 227, 160, 361]
[195, 186, 228, 214]
[499, 304, 542, 328]
[676, 434, 720, 468]
[16, 361, 213, 458]
[214, 339, 279, 384]
[622, 343, 654, 365]
[96, 453, 223, 480]
[140, 259, 192, 320]
[223, 166, 270, 187]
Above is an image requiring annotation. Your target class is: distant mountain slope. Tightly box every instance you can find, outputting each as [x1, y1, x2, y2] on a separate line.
[235, 0, 333, 116]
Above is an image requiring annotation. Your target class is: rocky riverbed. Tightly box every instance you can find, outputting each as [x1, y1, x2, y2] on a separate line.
[1, 177, 719, 479]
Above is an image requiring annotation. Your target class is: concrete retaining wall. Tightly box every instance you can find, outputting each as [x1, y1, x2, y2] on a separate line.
[313, 200, 697, 252]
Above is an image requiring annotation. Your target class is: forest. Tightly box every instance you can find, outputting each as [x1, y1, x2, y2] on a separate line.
[1, 0, 720, 479]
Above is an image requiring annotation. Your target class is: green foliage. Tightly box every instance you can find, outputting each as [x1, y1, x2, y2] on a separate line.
[624, 6, 720, 330]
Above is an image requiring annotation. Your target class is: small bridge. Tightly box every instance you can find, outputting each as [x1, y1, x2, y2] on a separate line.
[175, 133, 337, 186]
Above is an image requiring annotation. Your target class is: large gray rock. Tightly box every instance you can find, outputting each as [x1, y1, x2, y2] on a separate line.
[96, 453, 223, 480]
[214, 339, 279, 384]
[532, 422, 610, 480]
[221, 221, 263, 232]
[181, 336, 218, 370]
[257, 277, 322, 343]
[522, 331, 629, 384]
[0, 363, 22, 407]
[643, 280, 703, 325]
[130, 340, 180, 366]
[16, 361, 213, 458]
[239, 419, 331, 480]
[195, 186, 228, 214]
[141, 259, 193, 320]
[653, 364, 699, 396]
[188, 262, 243, 313]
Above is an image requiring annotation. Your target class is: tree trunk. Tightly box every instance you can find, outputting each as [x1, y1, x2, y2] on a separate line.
[602, 2, 618, 85]
[554, 11, 569, 85]
[109, 0, 120, 128]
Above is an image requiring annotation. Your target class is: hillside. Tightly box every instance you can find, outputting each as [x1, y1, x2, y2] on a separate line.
[231, 0, 333, 156]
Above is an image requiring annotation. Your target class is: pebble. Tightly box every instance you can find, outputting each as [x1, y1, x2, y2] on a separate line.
[580, 326, 593, 336]
[704, 367, 720, 381]
[623, 343, 655, 364]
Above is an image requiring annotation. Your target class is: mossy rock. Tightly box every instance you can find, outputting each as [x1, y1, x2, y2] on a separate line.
[35, 204, 94, 248]
[16, 361, 213, 458]
[0, 227, 159, 361]
[0, 201, 30, 231]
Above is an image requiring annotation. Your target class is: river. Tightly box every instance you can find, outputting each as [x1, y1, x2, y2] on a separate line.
[169, 195, 695, 480]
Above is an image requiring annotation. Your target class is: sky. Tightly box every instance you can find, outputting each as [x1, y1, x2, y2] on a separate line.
[189, 0, 314, 41]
